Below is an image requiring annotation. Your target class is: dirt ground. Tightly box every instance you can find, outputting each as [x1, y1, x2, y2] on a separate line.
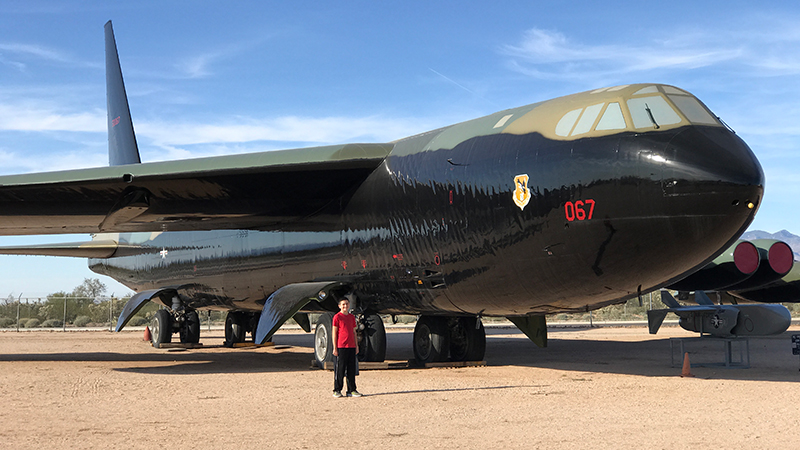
[1, 324, 799, 450]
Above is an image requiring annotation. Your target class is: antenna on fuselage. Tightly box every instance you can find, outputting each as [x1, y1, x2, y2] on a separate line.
[105, 21, 142, 166]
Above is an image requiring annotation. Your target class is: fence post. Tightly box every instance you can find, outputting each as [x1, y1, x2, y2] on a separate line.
[16, 294, 21, 332]
[63, 297, 67, 331]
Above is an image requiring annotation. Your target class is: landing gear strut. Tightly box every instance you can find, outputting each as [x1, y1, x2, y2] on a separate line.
[224, 311, 260, 346]
[149, 300, 201, 348]
[313, 311, 388, 368]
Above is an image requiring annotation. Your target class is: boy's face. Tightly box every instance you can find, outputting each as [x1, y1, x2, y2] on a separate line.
[338, 299, 350, 314]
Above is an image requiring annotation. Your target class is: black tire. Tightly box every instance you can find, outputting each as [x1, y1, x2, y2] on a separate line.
[179, 310, 201, 344]
[314, 312, 335, 368]
[358, 314, 386, 362]
[449, 317, 486, 361]
[413, 316, 449, 363]
[151, 309, 172, 348]
[248, 313, 260, 343]
[224, 311, 247, 346]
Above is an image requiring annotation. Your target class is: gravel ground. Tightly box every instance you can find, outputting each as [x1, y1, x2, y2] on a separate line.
[1, 325, 799, 449]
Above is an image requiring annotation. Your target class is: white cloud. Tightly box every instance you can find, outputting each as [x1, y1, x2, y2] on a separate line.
[0, 103, 105, 132]
[502, 28, 742, 81]
[137, 115, 428, 150]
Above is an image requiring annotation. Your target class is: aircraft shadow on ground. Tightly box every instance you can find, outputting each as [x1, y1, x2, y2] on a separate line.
[1, 330, 797, 380]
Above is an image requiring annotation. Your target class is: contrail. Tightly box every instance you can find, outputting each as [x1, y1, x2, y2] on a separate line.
[428, 68, 498, 106]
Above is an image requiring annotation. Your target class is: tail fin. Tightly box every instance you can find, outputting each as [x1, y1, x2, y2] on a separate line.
[694, 290, 714, 305]
[659, 290, 681, 308]
[104, 21, 141, 166]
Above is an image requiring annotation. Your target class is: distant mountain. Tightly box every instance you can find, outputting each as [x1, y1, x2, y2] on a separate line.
[742, 230, 800, 260]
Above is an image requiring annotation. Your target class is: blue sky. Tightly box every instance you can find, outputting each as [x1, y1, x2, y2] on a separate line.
[0, 0, 798, 297]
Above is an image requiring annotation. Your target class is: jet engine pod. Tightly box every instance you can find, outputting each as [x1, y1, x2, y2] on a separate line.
[722, 240, 793, 291]
[728, 263, 800, 303]
[668, 240, 759, 291]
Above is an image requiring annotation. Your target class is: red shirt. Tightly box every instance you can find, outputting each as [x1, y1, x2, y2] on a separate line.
[333, 312, 357, 348]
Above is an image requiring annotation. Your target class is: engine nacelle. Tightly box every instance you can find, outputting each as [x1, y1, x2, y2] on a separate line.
[669, 240, 792, 292]
[668, 240, 758, 291]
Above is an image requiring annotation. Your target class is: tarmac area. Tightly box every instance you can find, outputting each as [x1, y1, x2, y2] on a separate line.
[1, 324, 800, 449]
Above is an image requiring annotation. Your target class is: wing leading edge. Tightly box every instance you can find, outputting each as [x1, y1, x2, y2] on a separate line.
[0, 143, 392, 235]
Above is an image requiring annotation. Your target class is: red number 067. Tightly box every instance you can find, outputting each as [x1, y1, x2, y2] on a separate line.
[564, 199, 595, 221]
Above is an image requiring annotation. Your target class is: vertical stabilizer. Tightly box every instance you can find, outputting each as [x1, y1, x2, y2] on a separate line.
[105, 21, 141, 166]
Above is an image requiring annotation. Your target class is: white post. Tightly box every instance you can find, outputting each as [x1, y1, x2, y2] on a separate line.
[16, 294, 21, 332]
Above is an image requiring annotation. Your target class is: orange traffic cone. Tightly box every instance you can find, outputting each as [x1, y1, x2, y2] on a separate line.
[680, 352, 694, 377]
[143, 326, 152, 342]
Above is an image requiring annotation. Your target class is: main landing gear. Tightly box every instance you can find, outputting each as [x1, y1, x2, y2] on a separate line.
[224, 311, 260, 347]
[149, 296, 201, 348]
[313, 312, 387, 368]
[413, 316, 485, 364]
[311, 313, 485, 366]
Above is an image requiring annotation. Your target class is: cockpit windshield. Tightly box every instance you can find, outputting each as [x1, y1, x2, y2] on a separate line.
[554, 84, 721, 138]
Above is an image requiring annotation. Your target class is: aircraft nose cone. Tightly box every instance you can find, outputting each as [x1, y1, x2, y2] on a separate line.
[664, 126, 764, 197]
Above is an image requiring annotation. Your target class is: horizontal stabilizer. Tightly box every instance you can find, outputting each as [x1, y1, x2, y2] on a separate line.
[0, 239, 143, 258]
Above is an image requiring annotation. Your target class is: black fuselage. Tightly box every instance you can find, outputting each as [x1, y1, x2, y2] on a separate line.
[90, 122, 763, 317]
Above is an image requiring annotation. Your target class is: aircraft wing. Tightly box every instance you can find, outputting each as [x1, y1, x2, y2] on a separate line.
[0, 143, 391, 235]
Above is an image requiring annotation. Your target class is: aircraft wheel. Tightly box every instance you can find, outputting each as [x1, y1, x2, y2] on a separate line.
[358, 314, 386, 362]
[449, 317, 485, 361]
[179, 310, 201, 344]
[151, 309, 173, 348]
[413, 316, 449, 363]
[314, 312, 335, 367]
[224, 312, 247, 346]
[248, 313, 260, 343]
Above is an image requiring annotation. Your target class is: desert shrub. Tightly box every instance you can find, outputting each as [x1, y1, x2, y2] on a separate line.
[73, 316, 91, 327]
[40, 319, 63, 328]
[0, 317, 14, 328]
[24, 318, 40, 328]
[128, 316, 149, 327]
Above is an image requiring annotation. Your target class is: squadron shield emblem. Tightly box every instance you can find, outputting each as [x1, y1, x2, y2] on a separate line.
[513, 174, 531, 210]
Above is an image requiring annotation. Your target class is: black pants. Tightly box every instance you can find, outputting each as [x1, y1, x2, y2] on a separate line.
[333, 347, 357, 393]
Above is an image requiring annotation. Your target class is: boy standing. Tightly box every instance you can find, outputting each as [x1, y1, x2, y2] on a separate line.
[332, 297, 362, 398]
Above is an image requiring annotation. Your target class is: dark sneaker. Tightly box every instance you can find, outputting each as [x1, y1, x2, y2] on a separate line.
[349, 391, 363, 397]
[333, 391, 343, 398]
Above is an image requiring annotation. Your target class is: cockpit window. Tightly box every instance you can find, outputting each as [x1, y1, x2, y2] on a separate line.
[572, 103, 604, 135]
[668, 95, 718, 125]
[662, 86, 688, 95]
[633, 86, 659, 95]
[555, 108, 582, 136]
[556, 102, 629, 137]
[549, 85, 721, 139]
[627, 96, 682, 129]
[595, 102, 626, 131]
